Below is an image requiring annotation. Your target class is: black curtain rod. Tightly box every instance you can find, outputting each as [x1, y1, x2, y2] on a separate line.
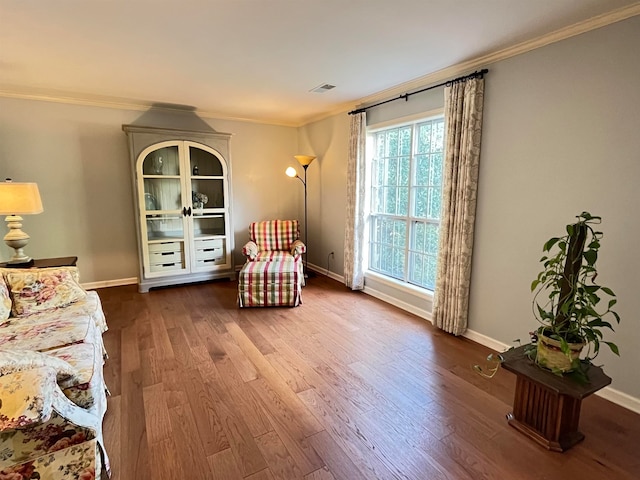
[348, 68, 488, 116]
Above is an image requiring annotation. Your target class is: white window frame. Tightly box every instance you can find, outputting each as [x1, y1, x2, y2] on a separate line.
[365, 109, 445, 293]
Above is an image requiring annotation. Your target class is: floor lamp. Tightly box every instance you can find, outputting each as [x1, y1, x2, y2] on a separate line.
[286, 155, 316, 277]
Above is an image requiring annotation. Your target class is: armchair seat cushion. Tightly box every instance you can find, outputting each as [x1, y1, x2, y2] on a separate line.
[238, 257, 302, 307]
[255, 251, 293, 262]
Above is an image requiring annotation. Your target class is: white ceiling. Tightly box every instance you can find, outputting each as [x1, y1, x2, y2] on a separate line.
[1, 1, 639, 126]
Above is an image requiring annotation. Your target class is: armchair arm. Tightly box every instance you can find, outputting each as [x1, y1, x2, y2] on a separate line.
[0, 367, 56, 430]
[242, 241, 259, 260]
[291, 240, 306, 258]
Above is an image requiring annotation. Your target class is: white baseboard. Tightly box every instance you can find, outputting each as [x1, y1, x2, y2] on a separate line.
[81, 277, 138, 290]
[307, 262, 345, 283]
[363, 285, 433, 323]
[595, 386, 640, 414]
[462, 329, 511, 352]
[464, 329, 640, 415]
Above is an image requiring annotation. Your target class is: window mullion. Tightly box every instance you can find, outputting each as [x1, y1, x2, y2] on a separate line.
[404, 123, 418, 283]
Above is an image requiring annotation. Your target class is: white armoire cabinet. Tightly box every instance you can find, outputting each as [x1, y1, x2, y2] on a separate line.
[123, 125, 234, 292]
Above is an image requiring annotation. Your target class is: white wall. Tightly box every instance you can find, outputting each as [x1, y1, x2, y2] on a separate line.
[300, 15, 640, 401]
[470, 15, 640, 399]
[0, 99, 299, 282]
[297, 114, 350, 274]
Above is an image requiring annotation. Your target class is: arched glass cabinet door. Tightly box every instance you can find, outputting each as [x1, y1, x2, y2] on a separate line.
[186, 142, 229, 272]
[137, 142, 189, 276]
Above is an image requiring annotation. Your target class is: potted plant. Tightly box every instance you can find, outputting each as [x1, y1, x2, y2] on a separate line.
[530, 212, 620, 377]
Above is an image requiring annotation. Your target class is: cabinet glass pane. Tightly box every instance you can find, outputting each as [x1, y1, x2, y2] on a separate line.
[192, 214, 225, 238]
[144, 178, 182, 211]
[142, 146, 180, 176]
[191, 179, 224, 209]
[190, 147, 223, 176]
[146, 214, 185, 241]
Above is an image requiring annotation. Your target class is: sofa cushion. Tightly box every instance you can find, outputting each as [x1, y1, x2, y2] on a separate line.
[7, 290, 108, 334]
[5, 268, 87, 317]
[0, 349, 79, 387]
[0, 275, 10, 324]
[0, 316, 98, 353]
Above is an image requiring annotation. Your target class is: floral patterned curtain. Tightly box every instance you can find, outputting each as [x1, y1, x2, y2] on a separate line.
[344, 112, 367, 290]
[433, 76, 485, 335]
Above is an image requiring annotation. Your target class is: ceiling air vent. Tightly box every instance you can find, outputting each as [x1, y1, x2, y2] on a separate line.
[310, 83, 336, 93]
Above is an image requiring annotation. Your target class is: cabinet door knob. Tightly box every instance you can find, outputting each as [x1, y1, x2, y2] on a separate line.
[182, 206, 187, 216]
[187, 207, 192, 216]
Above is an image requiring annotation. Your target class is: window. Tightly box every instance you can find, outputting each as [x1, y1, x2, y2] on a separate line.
[367, 115, 444, 291]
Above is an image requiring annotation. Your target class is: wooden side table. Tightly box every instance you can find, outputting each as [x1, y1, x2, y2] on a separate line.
[501, 345, 611, 452]
[0, 256, 78, 268]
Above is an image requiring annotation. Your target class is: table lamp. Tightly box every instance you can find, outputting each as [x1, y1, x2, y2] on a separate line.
[0, 179, 44, 265]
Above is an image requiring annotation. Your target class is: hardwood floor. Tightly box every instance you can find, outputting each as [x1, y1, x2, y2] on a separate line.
[99, 275, 640, 479]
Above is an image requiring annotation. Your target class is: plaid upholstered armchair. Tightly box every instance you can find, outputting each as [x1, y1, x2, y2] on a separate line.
[238, 220, 306, 307]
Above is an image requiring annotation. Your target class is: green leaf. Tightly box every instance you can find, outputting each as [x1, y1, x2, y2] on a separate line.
[531, 279, 540, 292]
[583, 249, 597, 266]
[588, 319, 612, 329]
[601, 287, 615, 296]
[543, 237, 560, 252]
[608, 299, 617, 309]
[604, 341, 620, 356]
[612, 311, 621, 324]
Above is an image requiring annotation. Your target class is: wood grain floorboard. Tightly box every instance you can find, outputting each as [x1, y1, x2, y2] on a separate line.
[99, 276, 640, 480]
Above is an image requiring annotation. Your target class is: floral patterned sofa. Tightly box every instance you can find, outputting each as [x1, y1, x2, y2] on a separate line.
[0, 267, 110, 479]
[239, 220, 306, 307]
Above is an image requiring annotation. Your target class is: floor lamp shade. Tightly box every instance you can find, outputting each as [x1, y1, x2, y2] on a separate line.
[0, 180, 44, 264]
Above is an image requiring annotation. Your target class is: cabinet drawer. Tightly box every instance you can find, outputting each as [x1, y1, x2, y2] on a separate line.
[195, 248, 224, 261]
[149, 241, 183, 253]
[149, 262, 184, 273]
[195, 258, 225, 268]
[195, 238, 223, 250]
[149, 251, 183, 264]
[195, 239, 225, 261]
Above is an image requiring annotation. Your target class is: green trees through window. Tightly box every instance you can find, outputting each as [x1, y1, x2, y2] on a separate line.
[369, 116, 444, 290]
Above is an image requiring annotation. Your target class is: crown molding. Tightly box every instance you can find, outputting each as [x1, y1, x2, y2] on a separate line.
[347, 2, 640, 115]
[2, 3, 638, 128]
[0, 87, 299, 128]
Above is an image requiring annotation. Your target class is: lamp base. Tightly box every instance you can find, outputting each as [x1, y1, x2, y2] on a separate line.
[4, 215, 34, 266]
[5, 258, 34, 268]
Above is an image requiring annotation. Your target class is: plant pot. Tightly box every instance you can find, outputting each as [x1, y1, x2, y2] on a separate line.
[536, 332, 584, 373]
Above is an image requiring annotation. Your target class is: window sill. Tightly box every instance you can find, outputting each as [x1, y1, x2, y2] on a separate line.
[364, 270, 434, 300]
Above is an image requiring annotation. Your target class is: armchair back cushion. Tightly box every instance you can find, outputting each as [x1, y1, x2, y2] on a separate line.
[250, 220, 300, 252]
